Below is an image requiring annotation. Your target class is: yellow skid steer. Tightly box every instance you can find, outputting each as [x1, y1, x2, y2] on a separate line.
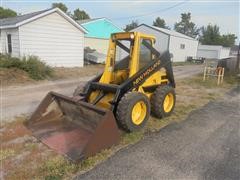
[26, 32, 176, 162]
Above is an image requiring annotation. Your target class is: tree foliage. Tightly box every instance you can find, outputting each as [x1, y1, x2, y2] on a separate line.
[52, 3, 68, 13]
[0, 6, 17, 19]
[199, 24, 237, 47]
[72, 8, 90, 20]
[153, 17, 169, 29]
[174, 12, 199, 38]
[220, 34, 237, 47]
[124, 20, 139, 31]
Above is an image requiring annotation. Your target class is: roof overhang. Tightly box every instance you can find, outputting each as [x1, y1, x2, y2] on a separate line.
[0, 8, 88, 34]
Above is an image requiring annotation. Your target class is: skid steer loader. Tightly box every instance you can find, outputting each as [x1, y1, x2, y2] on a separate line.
[26, 32, 176, 162]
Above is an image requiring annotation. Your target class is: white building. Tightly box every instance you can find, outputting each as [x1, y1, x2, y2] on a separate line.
[0, 8, 87, 67]
[197, 45, 230, 59]
[132, 24, 199, 62]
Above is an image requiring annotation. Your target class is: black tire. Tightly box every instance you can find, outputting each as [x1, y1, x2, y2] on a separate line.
[151, 85, 176, 118]
[116, 92, 150, 132]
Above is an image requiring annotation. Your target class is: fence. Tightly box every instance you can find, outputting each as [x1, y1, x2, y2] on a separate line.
[203, 66, 225, 85]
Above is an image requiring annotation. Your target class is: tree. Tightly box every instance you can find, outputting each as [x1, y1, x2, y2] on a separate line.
[124, 20, 139, 31]
[199, 24, 237, 47]
[72, 8, 90, 20]
[153, 17, 169, 29]
[52, 3, 68, 13]
[0, 7, 17, 19]
[174, 12, 199, 38]
[199, 24, 221, 45]
[220, 34, 237, 47]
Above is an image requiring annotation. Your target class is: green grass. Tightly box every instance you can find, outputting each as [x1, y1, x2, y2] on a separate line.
[186, 74, 239, 89]
[0, 149, 15, 161]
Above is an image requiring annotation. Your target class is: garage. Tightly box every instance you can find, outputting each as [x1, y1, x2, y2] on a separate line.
[197, 45, 230, 60]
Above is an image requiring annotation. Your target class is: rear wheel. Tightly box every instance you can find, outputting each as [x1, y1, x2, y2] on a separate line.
[116, 92, 150, 132]
[151, 85, 176, 118]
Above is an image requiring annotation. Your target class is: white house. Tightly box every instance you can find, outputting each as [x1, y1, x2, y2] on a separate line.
[0, 8, 87, 67]
[197, 45, 230, 59]
[132, 24, 199, 62]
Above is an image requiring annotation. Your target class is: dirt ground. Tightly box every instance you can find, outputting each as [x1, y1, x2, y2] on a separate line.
[0, 75, 238, 180]
[52, 65, 104, 80]
[0, 68, 35, 86]
[0, 65, 104, 87]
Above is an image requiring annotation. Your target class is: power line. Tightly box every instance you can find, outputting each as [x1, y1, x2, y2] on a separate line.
[112, 0, 190, 20]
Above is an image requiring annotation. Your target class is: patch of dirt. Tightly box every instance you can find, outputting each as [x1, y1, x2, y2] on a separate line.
[4, 135, 36, 146]
[52, 64, 104, 80]
[0, 68, 35, 86]
[0, 65, 104, 87]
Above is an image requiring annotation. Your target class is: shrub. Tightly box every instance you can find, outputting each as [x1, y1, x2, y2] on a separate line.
[0, 54, 53, 80]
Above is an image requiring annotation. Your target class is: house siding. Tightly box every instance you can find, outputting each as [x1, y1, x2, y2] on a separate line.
[0, 28, 20, 57]
[19, 12, 84, 67]
[197, 45, 230, 59]
[84, 37, 109, 55]
[132, 25, 169, 54]
[169, 36, 198, 62]
[219, 47, 230, 59]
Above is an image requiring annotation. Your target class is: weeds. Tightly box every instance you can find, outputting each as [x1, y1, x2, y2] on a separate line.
[0, 54, 53, 80]
[0, 149, 15, 161]
[40, 156, 78, 180]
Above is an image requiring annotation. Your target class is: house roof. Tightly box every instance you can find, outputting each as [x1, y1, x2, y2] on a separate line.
[76, 17, 123, 39]
[137, 24, 197, 41]
[77, 18, 103, 25]
[0, 8, 87, 33]
[0, 8, 51, 27]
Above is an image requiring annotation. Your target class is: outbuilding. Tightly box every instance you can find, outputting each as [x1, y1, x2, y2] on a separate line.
[197, 45, 230, 60]
[132, 24, 199, 62]
[77, 18, 123, 63]
[0, 8, 87, 67]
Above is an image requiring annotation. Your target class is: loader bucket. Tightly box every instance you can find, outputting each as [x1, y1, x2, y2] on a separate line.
[26, 92, 120, 162]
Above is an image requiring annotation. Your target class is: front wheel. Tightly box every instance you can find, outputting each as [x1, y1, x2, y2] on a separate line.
[116, 92, 150, 132]
[151, 85, 176, 118]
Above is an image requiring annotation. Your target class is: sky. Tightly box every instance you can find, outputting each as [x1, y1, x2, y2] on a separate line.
[1, 0, 239, 43]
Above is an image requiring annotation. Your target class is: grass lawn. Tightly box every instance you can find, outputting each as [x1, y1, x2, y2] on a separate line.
[0, 74, 238, 180]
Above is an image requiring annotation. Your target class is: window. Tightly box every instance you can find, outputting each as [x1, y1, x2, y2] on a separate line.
[7, 34, 12, 54]
[180, 44, 185, 49]
[139, 39, 152, 69]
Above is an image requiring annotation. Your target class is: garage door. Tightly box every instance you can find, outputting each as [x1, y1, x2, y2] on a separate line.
[197, 49, 218, 59]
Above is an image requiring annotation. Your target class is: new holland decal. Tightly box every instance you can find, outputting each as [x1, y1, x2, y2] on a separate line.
[133, 60, 161, 86]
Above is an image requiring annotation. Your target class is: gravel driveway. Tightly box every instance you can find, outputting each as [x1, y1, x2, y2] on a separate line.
[2, 65, 202, 122]
[76, 87, 240, 180]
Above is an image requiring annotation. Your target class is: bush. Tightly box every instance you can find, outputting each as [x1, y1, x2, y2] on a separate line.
[0, 54, 53, 80]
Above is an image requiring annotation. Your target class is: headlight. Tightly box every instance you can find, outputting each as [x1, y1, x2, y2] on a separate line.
[130, 33, 134, 39]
